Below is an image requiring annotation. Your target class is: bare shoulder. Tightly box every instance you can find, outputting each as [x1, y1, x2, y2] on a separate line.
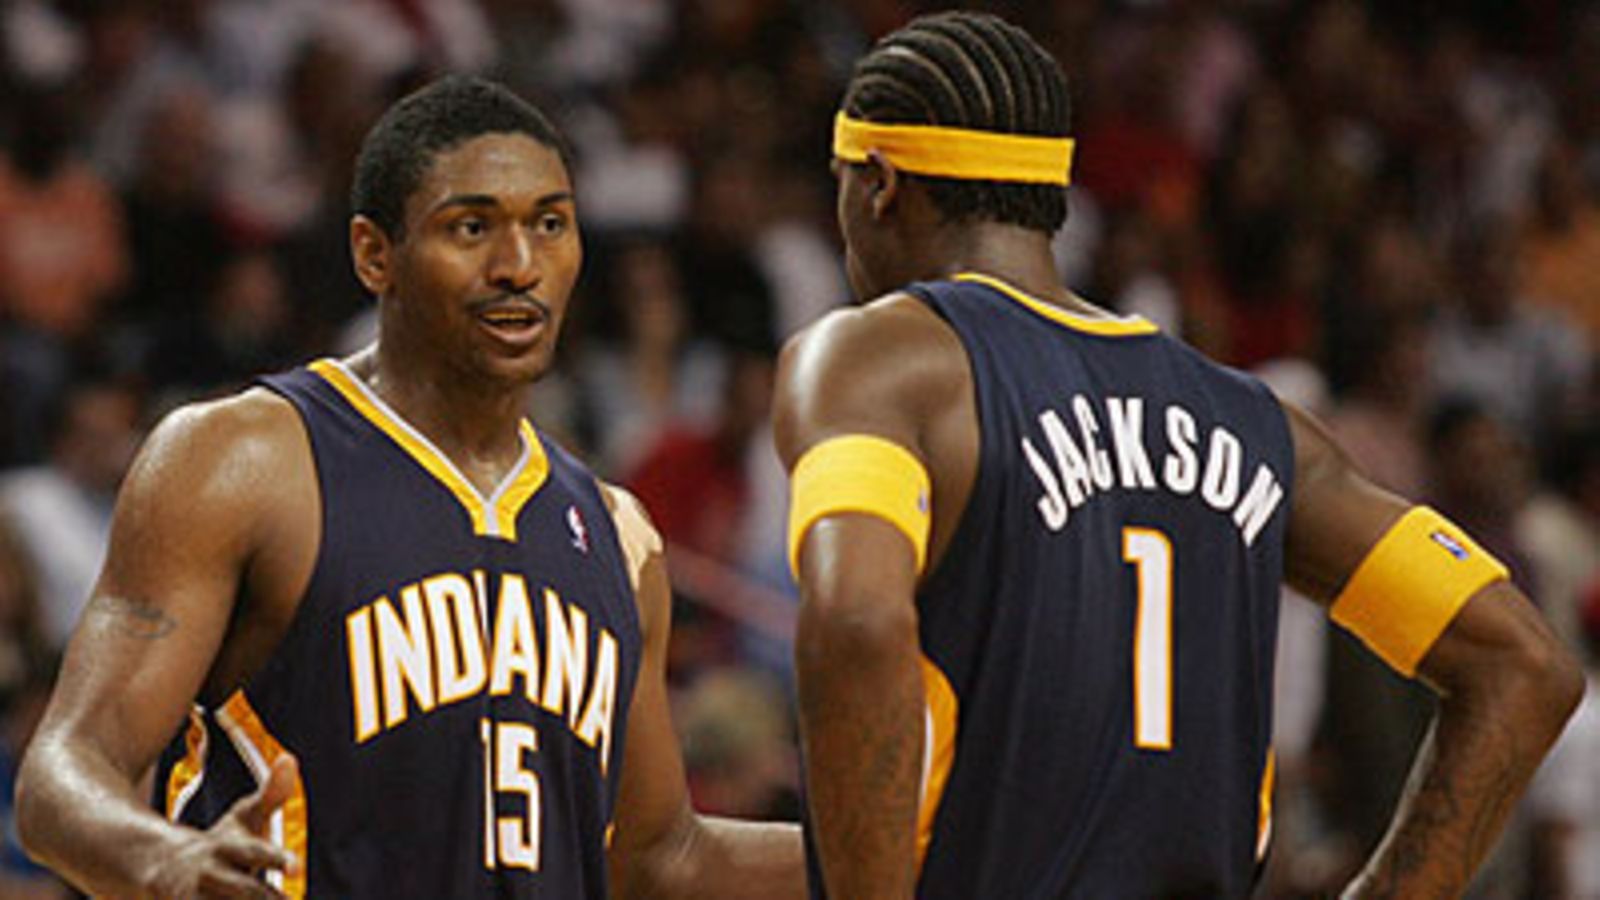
[774, 292, 965, 464]
[596, 480, 668, 640]
[113, 387, 313, 563]
[134, 388, 308, 501]
[596, 482, 664, 580]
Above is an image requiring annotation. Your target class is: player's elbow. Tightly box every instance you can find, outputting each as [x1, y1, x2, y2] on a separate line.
[13, 740, 59, 866]
[1521, 631, 1585, 728]
[794, 587, 920, 679]
[1453, 611, 1584, 737]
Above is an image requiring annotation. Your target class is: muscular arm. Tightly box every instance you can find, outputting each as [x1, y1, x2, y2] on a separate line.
[770, 300, 968, 899]
[603, 486, 804, 900]
[1282, 404, 1584, 899]
[15, 392, 311, 897]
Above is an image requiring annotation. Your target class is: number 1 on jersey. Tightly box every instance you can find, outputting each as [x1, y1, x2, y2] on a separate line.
[1122, 527, 1173, 751]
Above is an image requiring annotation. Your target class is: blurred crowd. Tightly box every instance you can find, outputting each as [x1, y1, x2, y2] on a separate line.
[0, 0, 1594, 897]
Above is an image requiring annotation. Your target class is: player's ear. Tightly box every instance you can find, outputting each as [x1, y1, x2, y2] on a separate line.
[350, 215, 394, 297]
[864, 149, 901, 220]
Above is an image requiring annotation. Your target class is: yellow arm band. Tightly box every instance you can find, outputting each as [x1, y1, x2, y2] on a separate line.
[788, 434, 932, 577]
[833, 112, 1075, 186]
[1330, 506, 1509, 676]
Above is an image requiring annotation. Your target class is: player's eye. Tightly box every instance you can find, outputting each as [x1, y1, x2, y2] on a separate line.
[452, 217, 488, 239]
[535, 212, 568, 237]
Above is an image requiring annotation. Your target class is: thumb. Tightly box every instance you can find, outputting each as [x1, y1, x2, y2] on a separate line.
[233, 753, 299, 835]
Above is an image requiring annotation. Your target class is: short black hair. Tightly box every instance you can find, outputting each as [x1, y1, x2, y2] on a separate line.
[350, 75, 570, 240]
[841, 11, 1072, 234]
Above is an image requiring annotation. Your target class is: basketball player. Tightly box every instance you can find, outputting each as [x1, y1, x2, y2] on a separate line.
[14, 76, 802, 898]
[776, 12, 1582, 898]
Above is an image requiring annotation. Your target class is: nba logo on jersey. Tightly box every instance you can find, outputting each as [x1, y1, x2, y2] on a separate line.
[1430, 529, 1470, 560]
[568, 505, 590, 554]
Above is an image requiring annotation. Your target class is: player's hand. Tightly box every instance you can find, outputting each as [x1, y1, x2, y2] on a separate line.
[141, 754, 303, 898]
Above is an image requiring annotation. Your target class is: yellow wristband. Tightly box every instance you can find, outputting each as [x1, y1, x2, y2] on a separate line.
[1330, 506, 1509, 676]
[788, 435, 932, 576]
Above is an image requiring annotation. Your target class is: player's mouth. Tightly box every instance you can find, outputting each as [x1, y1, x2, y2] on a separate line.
[471, 298, 550, 349]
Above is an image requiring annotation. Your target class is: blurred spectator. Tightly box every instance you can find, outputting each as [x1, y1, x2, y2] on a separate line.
[1429, 222, 1591, 447]
[1426, 398, 1538, 586]
[674, 150, 779, 354]
[578, 240, 727, 475]
[118, 80, 227, 330]
[1325, 305, 1433, 498]
[0, 517, 49, 708]
[0, 516, 66, 897]
[0, 80, 127, 338]
[1528, 587, 1600, 900]
[1518, 425, 1600, 664]
[677, 667, 799, 819]
[1518, 139, 1600, 350]
[0, 81, 128, 463]
[626, 351, 772, 565]
[0, 374, 142, 647]
[147, 247, 296, 396]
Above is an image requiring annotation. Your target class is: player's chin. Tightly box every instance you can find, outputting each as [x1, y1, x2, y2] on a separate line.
[474, 341, 555, 387]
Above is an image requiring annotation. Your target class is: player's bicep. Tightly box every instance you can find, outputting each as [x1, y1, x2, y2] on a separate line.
[1282, 402, 1520, 681]
[774, 306, 934, 591]
[1281, 402, 1410, 603]
[37, 404, 271, 776]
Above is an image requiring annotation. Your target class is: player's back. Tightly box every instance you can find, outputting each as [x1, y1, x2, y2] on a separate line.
[908, 273, 1293, 899]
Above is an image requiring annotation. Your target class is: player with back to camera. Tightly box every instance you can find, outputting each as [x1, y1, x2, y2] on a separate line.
[14, 75, 804, 899]
[775, 10, 1584, 899]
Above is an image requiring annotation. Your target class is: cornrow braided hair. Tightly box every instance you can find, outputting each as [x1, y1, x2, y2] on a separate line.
[843, 11, 1071, 234]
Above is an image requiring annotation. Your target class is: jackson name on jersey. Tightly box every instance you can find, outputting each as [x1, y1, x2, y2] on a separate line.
[1020, 392, 1287, 546]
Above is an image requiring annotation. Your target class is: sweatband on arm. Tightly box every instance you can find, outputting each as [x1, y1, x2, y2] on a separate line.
[1330, 506, 1509, 676]
[788, 434, 932, 576]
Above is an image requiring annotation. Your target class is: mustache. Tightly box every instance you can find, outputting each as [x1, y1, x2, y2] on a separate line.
[467, 292, 552, 318]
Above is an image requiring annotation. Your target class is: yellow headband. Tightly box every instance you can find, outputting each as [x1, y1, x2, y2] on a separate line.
[832, 112, 1074, 186]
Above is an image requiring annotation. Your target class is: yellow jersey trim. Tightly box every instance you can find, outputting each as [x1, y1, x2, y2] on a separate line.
[1256, 749, 1275, 861]
[788, 434, 931, 575]
[917, 656, 958, 868]
[309, 359, 549, 540]
[1330, 506, 1508, 676]
[954, 272, 1159, 337]
[164, 705, 209, 822]
[833, 113, 1075, 186]
[218, 692, 308, 900]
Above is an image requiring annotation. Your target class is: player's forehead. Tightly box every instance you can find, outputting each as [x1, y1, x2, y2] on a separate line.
[405, 132, 572, 222]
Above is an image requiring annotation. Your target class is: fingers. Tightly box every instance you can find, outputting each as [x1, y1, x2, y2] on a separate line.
[233, 754, 299, 835]
[220, 754, 303, 878]
[217, 833, 298, 878]
[195, 865, 290, 899]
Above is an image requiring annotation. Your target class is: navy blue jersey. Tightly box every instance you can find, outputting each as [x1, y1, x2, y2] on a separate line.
[865, 274, 1291, 899]
[154, 360, 642, 899]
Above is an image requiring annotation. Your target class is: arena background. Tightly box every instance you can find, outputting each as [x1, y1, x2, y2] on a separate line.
[0, 0, 1595, 896]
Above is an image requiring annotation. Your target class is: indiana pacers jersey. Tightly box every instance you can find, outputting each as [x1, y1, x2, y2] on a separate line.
[905, 273, 1292, 898]
[153, 359, 642, 899]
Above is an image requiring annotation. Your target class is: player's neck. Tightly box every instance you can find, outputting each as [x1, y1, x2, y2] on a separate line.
[350, 344, 532, 469]
[930, 224, 1092, 315]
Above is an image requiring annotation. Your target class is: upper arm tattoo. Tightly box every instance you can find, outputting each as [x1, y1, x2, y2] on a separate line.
[87, 595, 178, 641]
